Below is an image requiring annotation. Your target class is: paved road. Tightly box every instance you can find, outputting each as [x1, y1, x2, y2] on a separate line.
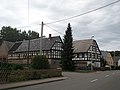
[11, 70, 120, 90]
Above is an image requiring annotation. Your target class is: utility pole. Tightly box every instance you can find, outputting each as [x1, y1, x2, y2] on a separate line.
[27, 0, 30, 65]
[27, 37, 30, 65]
[40, 22, 44, 55]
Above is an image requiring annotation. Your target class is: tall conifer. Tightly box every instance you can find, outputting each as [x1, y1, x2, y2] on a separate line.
[61, 23, 74, 71]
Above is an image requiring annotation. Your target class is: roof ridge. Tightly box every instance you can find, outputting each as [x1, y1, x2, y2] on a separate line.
[21, 35, 60, 42]
[73, 39, 94, 42]
[15, 35, 61, 52]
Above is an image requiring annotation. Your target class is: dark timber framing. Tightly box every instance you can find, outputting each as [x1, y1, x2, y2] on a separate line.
[8, 35, 62, 68]
[73, 39, 101, 70]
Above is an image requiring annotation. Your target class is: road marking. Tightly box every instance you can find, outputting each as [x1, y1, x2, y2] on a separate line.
[105, 75, 110, 77]
[91, 79, 98, 83]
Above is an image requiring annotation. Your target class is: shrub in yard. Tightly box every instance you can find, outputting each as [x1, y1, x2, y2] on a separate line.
[31, 55, 50, 69]
[0, 63, 12, 70]
[0, 63, 23, 70]
[12, 64, 23, 70]
[116, 66, 120, 70]
[0, 69, 62, 83]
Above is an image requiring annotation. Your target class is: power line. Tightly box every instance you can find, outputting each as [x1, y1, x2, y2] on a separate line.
[44, 24, 64, 35]
[44, 24, 78, 41]
[12, 0, 120, 29]
[16, 24, 39, 29]
[46, 0, 120, 24]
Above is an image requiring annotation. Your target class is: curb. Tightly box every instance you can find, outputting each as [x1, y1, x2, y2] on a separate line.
[0, 77, 67, 90]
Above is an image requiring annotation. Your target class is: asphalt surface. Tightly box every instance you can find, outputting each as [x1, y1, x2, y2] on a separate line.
[10, 70, 120, 90]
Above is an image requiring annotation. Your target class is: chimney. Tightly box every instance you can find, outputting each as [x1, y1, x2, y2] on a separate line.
[49, 34, 52, 40]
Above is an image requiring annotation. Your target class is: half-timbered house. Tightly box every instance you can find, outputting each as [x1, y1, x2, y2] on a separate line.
[8, 35, 62, 68]
[73, 39, 101, 70]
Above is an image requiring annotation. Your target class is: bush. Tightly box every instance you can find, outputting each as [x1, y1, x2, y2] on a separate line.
[31, 55, 50, 69]
[0, 69, 62, 83]
[116, 66, 120, 70]
[111, 66, 116, 70]
[0, 63, 23, 70]
[12, 64, 24, 70]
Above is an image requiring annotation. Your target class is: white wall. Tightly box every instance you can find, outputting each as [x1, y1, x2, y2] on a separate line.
[118, 59, 120, 66]
[87, 61, 100, 67]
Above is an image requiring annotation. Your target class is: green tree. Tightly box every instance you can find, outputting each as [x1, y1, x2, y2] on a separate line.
[1, 26, 20, 42]
[109, 51, 120, 57]
[31, 55, 50, 69]
[28, 30, 39, 39]
[0, 26, 39, 42]
[100, 58, 107, 67]
[20, 30, 29, 40]
[61, 23, 75, 71]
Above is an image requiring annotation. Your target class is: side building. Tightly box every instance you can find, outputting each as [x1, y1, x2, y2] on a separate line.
[8, 35, 62, 68]
[101, 51, 114, 68]
[0, 40, 14, 63]
[73, 39, 101, 70]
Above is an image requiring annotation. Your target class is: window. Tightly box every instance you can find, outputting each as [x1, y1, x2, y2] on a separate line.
[36, 52, 38, 55]
[77, 54, 79, 58]
[3, 58, 6, 60]
[88, 53, 91, 58]
[31, 53, 33, 56]
[82, 53, 84, 58]
[92, 53, 95, 58]
[85, 53, 87, 58]
[92, 46, 94, 51]
[18, 54, 20, 59]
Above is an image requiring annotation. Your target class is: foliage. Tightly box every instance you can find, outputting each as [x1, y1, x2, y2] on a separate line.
[0, 69, 62, 83]
[0, 26, 39, 42]
[1, 26, 20, 42]
[109, 51, 120, 57]
[31, 55, 50, 69]
[116, 66, 120, 70]
[61, 23, 75, 71]
[12, 64, 24, 70]
[111, 65, 116, 70]
[28, 30, 39, 39]
[100, 58, 107, 67]
[0, 63, 23, 70]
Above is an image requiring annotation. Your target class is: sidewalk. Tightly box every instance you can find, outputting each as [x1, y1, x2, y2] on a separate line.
[0, 77, 67, 90]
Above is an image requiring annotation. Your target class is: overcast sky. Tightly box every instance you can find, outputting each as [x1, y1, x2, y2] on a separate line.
[0, 0, 120, 51]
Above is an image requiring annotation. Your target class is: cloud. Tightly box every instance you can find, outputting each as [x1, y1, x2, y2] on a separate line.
[0, 0, 120, 51]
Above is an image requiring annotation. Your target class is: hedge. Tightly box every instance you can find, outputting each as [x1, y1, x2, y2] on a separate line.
[0, 63, 23, 70]
[0, 69, 62, 83]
